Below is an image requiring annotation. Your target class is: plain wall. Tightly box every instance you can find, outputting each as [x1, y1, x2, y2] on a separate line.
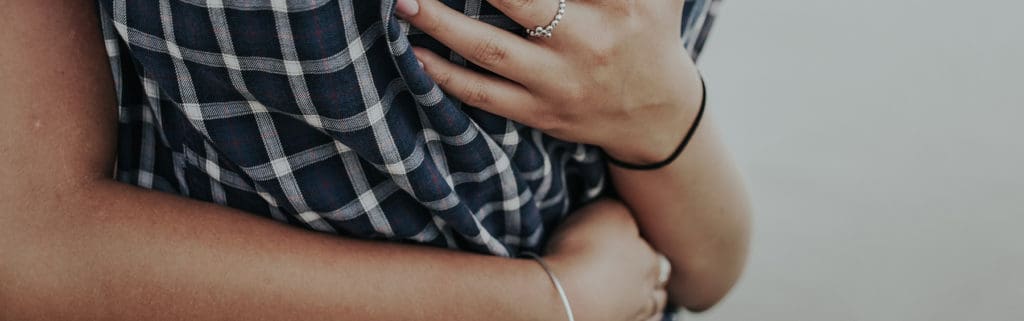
[689, 0, 1024, 320]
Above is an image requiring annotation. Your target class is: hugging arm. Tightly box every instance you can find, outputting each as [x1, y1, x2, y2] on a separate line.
[0, 1, 663, 321]
[609, 108, 752, 311]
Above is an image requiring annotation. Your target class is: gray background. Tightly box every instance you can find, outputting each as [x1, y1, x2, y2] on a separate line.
[688, 0, 1024, 320]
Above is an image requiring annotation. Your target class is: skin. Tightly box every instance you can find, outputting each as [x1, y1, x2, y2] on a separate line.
[399, 0, 752, 311]
[0, 0, 748, 320]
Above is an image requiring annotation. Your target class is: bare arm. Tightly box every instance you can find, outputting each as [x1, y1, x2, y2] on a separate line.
[0, 1, 669, 321]
[2, 184, 564, 321]
[610, 98, 752, 311]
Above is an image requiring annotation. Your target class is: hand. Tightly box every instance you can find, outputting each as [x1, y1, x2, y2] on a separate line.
[542, 199, 670, 321]
[397, 0, 705, 164]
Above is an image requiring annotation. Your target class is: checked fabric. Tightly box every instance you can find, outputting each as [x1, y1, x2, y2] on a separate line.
[98, 0, 719, 256]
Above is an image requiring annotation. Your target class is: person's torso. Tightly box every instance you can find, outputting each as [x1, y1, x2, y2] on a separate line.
[98, 0, 718, 256]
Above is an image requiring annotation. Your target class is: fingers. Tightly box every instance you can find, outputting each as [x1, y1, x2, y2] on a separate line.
[401, 0, 561, 87]
[413, 47, 544, 127]
[656, 254, 672, 288]
[644, 290, 668, 321]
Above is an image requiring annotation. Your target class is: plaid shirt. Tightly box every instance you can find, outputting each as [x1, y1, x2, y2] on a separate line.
[98, 0, 718, 257]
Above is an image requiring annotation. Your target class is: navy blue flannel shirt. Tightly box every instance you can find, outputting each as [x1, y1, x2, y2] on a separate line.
[98, 0, 717, 257]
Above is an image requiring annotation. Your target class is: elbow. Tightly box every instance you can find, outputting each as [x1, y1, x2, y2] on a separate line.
[671, 209, 752, 312]
[670, 253, 748, 312]
[675, 278, 735, 313]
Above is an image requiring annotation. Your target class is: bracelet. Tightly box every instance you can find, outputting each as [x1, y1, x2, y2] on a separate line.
[521, 252, 575, 321]
[604, 73, 707, 170]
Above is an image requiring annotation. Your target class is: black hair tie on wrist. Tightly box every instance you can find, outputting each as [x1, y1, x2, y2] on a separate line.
[604, 73, 707, 171]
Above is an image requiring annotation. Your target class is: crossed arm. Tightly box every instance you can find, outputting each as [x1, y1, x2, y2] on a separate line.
[0, 0, 748, 319]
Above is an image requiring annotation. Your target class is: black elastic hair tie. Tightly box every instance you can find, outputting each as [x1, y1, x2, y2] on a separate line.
[604, 73, 707, 171]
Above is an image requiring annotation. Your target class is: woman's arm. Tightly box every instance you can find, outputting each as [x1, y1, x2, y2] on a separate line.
[0, 1, 664, 321]
[605, 55, 750, 311]
[1, 184, 561, 321]
[610, 113, 751, 312]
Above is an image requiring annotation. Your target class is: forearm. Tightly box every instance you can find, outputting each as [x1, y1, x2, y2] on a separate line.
[610, 114, 751, 311]
[1, 179, 561, 321]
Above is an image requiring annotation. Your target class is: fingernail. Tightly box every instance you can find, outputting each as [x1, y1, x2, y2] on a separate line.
[395, 0, 419, 18]
[411, 47, 426, 68]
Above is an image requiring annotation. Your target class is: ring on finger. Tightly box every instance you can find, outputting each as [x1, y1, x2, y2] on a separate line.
[526, 0, 567, 38]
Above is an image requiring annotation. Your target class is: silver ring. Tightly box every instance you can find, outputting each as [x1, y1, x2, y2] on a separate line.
[657, 255, 672, 287]
[526, 0, 567, 38]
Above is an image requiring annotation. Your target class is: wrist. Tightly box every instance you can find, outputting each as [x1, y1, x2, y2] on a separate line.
[489, 257, 562, 321]
[603, 58, 704, 165]
[603, 78, 704, 166]
[602, 128, 686, 165]
[541, 253, 597, 321]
